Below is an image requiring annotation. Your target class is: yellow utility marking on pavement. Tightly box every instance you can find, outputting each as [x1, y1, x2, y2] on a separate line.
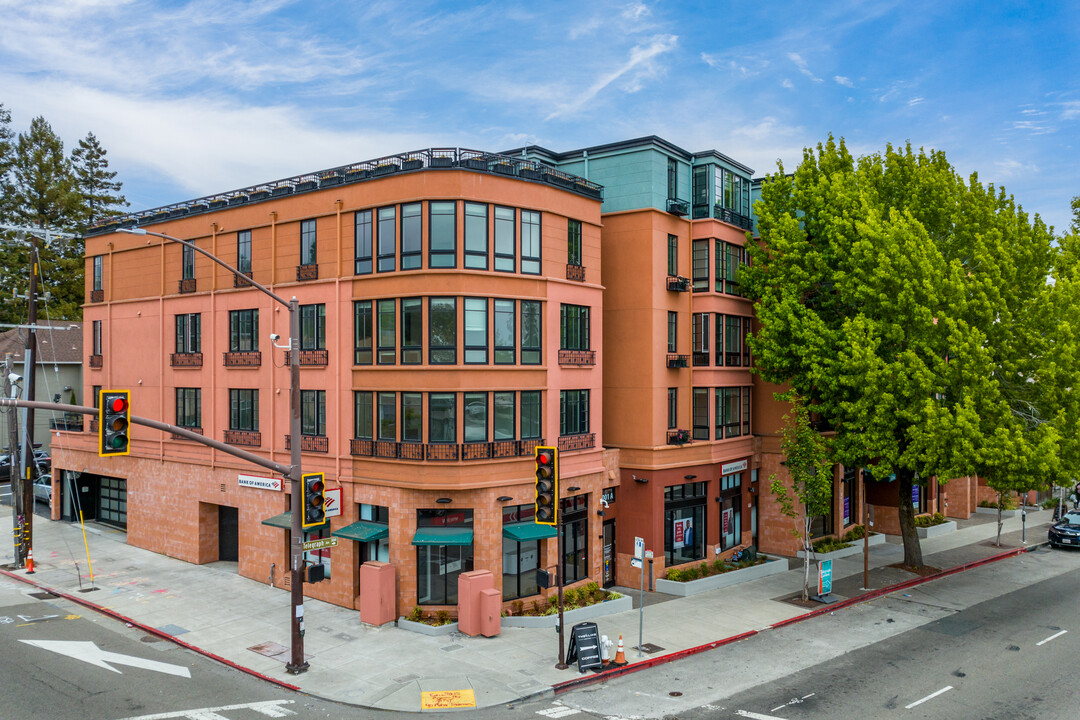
[420, 689, 476, 709]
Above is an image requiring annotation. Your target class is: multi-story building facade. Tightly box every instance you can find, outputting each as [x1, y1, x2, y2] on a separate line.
[57, 149, 616, 617]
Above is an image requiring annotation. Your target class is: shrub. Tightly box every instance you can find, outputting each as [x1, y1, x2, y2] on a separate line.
[812, 537, 852, 554]
[699, 562, 710, 578]
[979, 495, 1019, 510]
[407, 606, 423, 622]
[531, 600, 543, 615]
[915, 512, 949, 528]
[666, 568, 684, 582]
[511, 600, 524, 616]
[843, 525, 867, 542]
[583, 581, 601, 600]
[563, 588, 579, 608]
[435, 610, 451, 626]
[548, 595, 559, 609]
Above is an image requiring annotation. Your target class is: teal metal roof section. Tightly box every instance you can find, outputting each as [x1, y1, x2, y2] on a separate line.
[332, 520, 390, 542]
[412, 526, 474, 546]
[502, 523, 558, 542]
[261, 511, 328, 533]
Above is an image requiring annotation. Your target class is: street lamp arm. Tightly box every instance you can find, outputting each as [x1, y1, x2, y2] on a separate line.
[117, 227, 292, 309]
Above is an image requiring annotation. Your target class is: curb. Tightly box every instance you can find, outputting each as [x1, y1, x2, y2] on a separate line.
[552, 542, 1043, 695]
[0, 568, 302, 694]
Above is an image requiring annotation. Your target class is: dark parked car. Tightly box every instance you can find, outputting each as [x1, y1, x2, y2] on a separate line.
[0, 450, 50, 480]
[1048, 510, 1080, 548]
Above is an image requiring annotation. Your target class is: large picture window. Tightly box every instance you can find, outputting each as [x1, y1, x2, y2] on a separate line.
[402, 392, 423, 443]
[665, 482, 707, 566]
[429, 297, 456, 364]
[716, 387, 742, 439]
[229, 389, 258, 431]
[502, 504, 541, 600]
[560, 304, 590, 351]
[719, 472, 742, 550]
[560, 390, 589, 436]
[229, 309, 258, 352]
[175, 313, 200, 353]
[176, 387, 200, 429]
[560, 496, 589, 584]
[416, 509, 474, 605]
[300, 304, 325, 351]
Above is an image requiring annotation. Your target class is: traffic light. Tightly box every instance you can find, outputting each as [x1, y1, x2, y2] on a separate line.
[534, 446, 558, 526]
[302, 473, 326, 528]
[98, 390, 130, 457]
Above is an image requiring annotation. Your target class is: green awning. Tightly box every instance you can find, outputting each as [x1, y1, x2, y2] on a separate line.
[503, 523, 557, 542]
[412, 526, 474, 546]
[261, 511, 328, 533]
[332, 520, 390, 543]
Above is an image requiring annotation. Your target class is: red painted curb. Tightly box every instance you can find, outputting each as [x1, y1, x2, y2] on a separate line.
[0, 568, 302, 692]
[553, 543, 1040, 696]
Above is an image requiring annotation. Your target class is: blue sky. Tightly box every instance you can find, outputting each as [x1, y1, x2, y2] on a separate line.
[1, 0, 1077, 232]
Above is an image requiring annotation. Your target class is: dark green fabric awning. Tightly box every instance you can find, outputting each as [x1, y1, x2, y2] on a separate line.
[503, 523, 557, 542]
[261, 511, 328, 533]
[412, 526, 473, 546]
[332, 520, 390, 542]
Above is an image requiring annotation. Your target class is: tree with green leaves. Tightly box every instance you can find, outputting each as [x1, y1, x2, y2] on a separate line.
[71, 131, 127, 229]
[0, 104, 15, 222]
[768, 392, 833, 600]
[743, 136, 1059, 568]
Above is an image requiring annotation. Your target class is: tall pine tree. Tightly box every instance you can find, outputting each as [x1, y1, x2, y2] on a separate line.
[0, 104, 15, 222]
[71, 131, 127, 229]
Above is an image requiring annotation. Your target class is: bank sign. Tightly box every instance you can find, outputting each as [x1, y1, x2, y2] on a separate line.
[238, 474, 283, 491]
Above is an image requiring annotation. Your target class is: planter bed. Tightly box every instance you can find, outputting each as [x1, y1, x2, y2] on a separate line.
[397, 617, 458, 636]
[796, 532, 886, 560]
[501, 594, 632, 628]
[655, 556, 789, 597]
[975, 506, 1023, 518]
[917, 520, 958, 539]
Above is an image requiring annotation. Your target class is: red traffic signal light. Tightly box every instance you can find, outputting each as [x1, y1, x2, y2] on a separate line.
[99, 389, 130, 457]
[534, 446, 558, 526]
[302, 473, 326, 528]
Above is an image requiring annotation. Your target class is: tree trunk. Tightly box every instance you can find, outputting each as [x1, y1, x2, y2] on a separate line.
[995, 493, 1003, 547]
[897, 470, 924, 568]
[802, 516, 812, 601]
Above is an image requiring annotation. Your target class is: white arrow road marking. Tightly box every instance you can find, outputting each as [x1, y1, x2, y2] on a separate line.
[20, 639, 191, 677]
[116, 700, 295, 719]
[736, 711, 789, 719]
[17, 613, 59, 623]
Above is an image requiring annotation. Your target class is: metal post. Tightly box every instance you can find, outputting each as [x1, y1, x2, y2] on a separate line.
[638, 553, 645, 657]
[1021, 496, 1026, 544]
[286, 298, 307, 675]
[862, 474, 869, 590]
[555, 503, 567, 669]
[20, 237, 39, 565]
[4, 358, 20, 566]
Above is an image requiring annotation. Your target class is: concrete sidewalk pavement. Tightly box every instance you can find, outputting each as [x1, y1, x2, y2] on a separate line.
[0, 507, 1055, 711]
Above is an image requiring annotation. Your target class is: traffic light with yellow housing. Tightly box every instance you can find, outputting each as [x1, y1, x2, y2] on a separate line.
[302, 473, 326, 528]
[99, 390, 130, 457]
[534, 446, 558, 526]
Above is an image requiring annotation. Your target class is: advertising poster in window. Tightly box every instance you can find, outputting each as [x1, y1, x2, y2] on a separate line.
[722, 508, 733, 536]
[843, 496, 850, 526]
[673, 517, 693, 549]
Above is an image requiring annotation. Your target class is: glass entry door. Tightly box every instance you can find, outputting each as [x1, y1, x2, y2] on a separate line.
[602, 520, 615, 587]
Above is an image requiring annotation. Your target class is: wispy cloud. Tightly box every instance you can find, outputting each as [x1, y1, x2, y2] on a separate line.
[994, 158, 1039, 177]
[908, 97, 925, 107]
[834, 75, 853, 87]
[788, 52, 823, 83]
[782, 78, 794, 90]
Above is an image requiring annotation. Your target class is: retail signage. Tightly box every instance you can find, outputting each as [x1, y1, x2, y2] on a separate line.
[302, 537, 338, 551]
[631, 536, 644, 568]
[673, 518, 693, 549]
[818, 559, 833, 596]
[324, 488, 341, 518]
[238, 474, 282, 491]
[566, 621, 603, 672]
[721, 459, 748, 476]
[722, 508, 733, 535]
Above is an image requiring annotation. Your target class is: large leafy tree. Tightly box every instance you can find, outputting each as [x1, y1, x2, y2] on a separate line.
[71, 131, 127, 229]
[743, 136, 1059, 568]
[0, 104, 15, 222]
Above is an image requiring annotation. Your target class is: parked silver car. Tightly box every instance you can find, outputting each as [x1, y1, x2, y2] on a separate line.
[32, 474, 52, 504]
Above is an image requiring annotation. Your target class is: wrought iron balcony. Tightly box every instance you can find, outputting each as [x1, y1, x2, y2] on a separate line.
[170, 352, 203, 367]
[90, 289, 104, 303]
[224, 429, 261, 447]
[558, 433, 595, 452]
[171, 427, 203, 440]
[558, 349, 596, 366]
[715, 206, 753, 230]
[89, 354, 103, 369]
[666, 353, 689, 369]
[566, 263, 585, 282]
[667, 429, 692, 445]
[179, 277, 196, 294]
[349, 438, 543, 461]
[296, 264, 318, 282]
[666, 275, 690, 292]
[233, 272, 254, 288]
[283, 349, 329, 366]
[285, 434, 329, 453]
[667, 198, 689, 216]
[223, 351, 261, 367]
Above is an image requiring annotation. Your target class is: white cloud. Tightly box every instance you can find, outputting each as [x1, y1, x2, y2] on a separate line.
[908, 97, 925, 106]
[622, 2, 651, 20]
[1059, 101, 1080, 120]
[787, 52, 823, 83]
[993, 158, 1039, 177]
[834, 75, 853, 87]
[782, 78, 794, 90]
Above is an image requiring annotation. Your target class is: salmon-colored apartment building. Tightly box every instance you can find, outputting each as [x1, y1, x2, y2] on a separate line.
[52, 137, 954, 620]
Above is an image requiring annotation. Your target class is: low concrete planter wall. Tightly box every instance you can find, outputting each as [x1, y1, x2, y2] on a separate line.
[975, 506, 1022, 518]
[501, 594, 632, 628]
[654, 556, 789, 597]
[397, 617, 458, 636]
[917, 520, 958, 539]
[796, 532, 886, 560]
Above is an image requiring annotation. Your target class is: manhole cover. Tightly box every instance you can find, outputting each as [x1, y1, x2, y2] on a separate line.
[669, 691, 682, 697]
[28, 592, 56, 600]
[635, 643, 665, 654]
[248, 641, 288, 657]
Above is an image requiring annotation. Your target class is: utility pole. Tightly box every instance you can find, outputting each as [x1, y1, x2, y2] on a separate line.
[4, 356, 23, 568]
[19, 236, 39, 566]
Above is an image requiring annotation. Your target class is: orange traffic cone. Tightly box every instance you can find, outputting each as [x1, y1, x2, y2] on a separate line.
[613, 634, 626, 665]
[25, 547, 34, 574]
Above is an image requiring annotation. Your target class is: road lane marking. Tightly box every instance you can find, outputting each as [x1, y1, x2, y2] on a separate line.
[1037, 630, 1067, 646]
[117, 700, 295, 719]
[536, 706, 580, 718]
[21, 639, 191, 678]
[736, 711, 788, 719]
[905, 685, 953, 709]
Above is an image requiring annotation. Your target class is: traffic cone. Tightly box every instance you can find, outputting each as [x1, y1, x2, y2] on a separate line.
[25, 548, 34, 574]
[613, 634, 626, 665]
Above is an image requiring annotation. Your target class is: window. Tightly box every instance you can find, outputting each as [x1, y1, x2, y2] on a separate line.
[692, 165, 708, 207]
[725, 315, 743, 366]
[299, 304, 325, 351]
[464, 297, 487, 364]
[494, 206, 515, 272]
[377, 207, 396, 272]
[494, 392, 515, 440]
[716, 387, 742, 439]
[92, 385, 101, 409]
[560, 304, 590, 351]
[667, 311, 677, 353]
[300, 219, 317, 266]
[237, 230, 251, 275]
[429, 393, 457, 443]
[494, 299, 515, 364]
[301, 390, 326, 436]
[175, 313, 200, 353]
[742, 386, 751, 436]
[377, 299, 396, 364]
[692, 240, 708, 292]
[354, 301, 372, 365]
[714, 239, 724, 293]
[401, 298, 422, 364]
[229, 389, 259, 431]
[567, 219, 582, 266]
[692, 313, 709, 366]
[93, 320, 102, 355]
[92, 255, 103, 291]
[667, 157, 677, 198]
[560, 495, 589, 584]
[401, 203, 422, 270]
[667, 235, 678, 276]
[416, 509, 474, 605]
[354, 391, 373, 440]
[303, 526, 332, 579]
[667, 388, 677, 429]
[464, 202, 488, 269]
[181, 243, 195, 280]
[742, 317, 752, 367]
[714, 167, 725, 211]
[719, 472, 742, 549]
[229, 310, 258, 352]
[714, 314, 724, 366]
[560, 390, 589, 436]
[402, 392, 423, 442]
[355, 210, 373, 274]
[377, 392, 396, 441]
[175, 388, 200, 429]
[356, 503, 390, 566]
[503, 503, 540, 600]
[693, 388, 709, 440]
[464, 392, 487, 443]
[429, 297, 456, 364]
[520, 391, 541, 439]
[520, 300, 541, 364]
[521, 210, 541, 275]
[725, 242, 744, 296]
[429, 201, 456, 268]
[665, 482, 707, 566]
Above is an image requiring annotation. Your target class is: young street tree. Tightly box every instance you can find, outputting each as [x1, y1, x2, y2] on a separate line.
[743, 136, 1059, 568]
[769, 393, 833, 601]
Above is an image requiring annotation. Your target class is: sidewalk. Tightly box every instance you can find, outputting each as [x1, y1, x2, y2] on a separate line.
[0, 508, 1054, 711]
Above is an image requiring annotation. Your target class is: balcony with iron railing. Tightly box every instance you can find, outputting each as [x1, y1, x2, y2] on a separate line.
[558, 433, 595, 452]
[566, 263, 585, 282]
[715, 205, 753, 230]
[223, 351, 261, 367]
[170, 352, 203, 368]
[350, 438, 543, 461]
[179, 277, 196, 294]
[666, 275, 690, 292]
[285, 434, 329, 453]
[667, 198, 689, 216]
[283, 349, 329, 366]
[296, 264, 318, 282]
[667, 429, 692, 445]
[89, 354, 103, 369]
[666, 353, 689, 369]
[558, 349, 596, 366]
[172, 427, 203, 440]
[233, 272, 254, 288]
[85, 149, 605, 237]
[223, 429, 261, 447]
[90, 289, 104, 303]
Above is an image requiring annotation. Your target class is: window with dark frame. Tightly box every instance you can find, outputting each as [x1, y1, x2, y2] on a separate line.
[92, 255, 103, 291]
[354, 300, 372, 365]
[377, 207, 396, 272]
[502, 503, 540, 600]
[463, 392, 487, 443]
[665, 481, 707, 566]
[559, 389, 589, 436]
[667, 157, 677, 198]
[300, 219, 317, 266]
[667, 311, 677, 353]
[692, 240, 708, 292]
[299, 304, 325, 351]
[429, 201, 456, 268]
[560, 304, 590, 351]
[521, 210, 541, 275]
[181, 243, 195, 280]
[175, 313, 200, 353]
[416, 509, 474, 605]
[494, 391, 515, 441]
[464, 297, 487, 364]
[464, 202, 488, 269]
[520, 300, 541, 364]
[429, 297, 457, 364]
[667, 235, 678, 276]
[301, 390, 326, 436]
[725, 242, 744, 296]
[692, 312, 709, 365]
[715, 387, 742, 439]
[714, 238, 724, 293]
[560, 495, 589, 584]
[520, 390, 541, 439]
[229, 309, 258, 352]
[567, 219, 582, 267]
[494, 206, 516, 272]
[377, 391, 396, 441]
[402, 392, 423, 443]
[725, 315, 743, 366]
[237, 230, 252, 275]
[494, 299, 515, 364]
[354, 391, 373, 440]
[92, 320, 102, 355]
[229, 389, 259, 431]
[401, 202, 422, 270]
[401, 298, 422, 364]
[355, 210, 373, 274]
[667, 387, 677, 429]
[377, 299, 396, 365]
[175, 387, 200, 429]
[429, 392, 456, 444]
[719, 472, 742, 550]
[692, 388, 709, 440]
[692, 165, 708, 207]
